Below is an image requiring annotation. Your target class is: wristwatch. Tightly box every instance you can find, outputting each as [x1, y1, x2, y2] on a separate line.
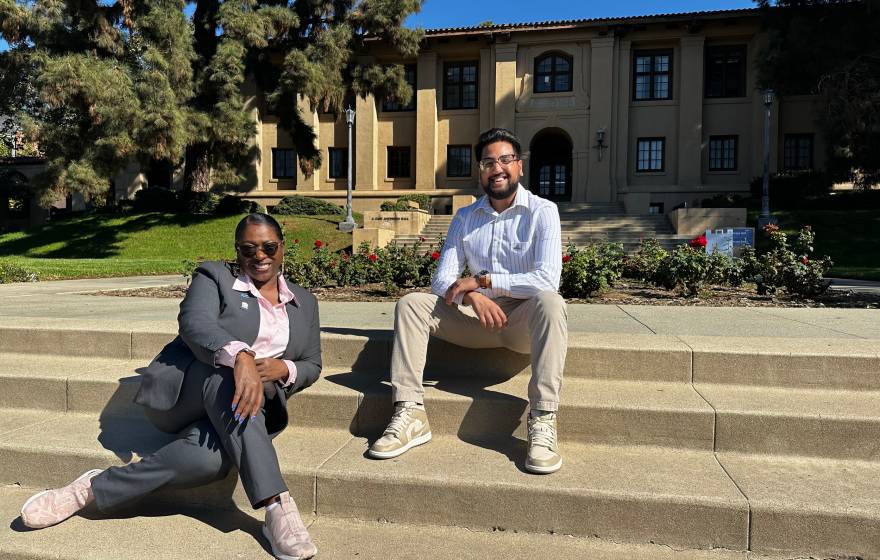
[476, 270, 491, 289]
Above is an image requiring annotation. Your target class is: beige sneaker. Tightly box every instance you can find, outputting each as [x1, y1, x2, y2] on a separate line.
[20, 469, 103, 529]
[262, 491, 317, 560]
[525, 412, 562, 474]
[367, 402, 432, 459]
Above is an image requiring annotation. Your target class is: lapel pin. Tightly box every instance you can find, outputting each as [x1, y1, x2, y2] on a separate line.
[241, 301, 249, 310]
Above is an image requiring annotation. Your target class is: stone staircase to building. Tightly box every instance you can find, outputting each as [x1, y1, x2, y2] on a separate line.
[1, 316, 879, 558]
[392, 205, 692, 253]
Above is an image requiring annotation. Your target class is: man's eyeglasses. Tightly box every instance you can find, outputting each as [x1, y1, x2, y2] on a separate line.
[236, 241, 281, 258]
[478, 154, 520, 171]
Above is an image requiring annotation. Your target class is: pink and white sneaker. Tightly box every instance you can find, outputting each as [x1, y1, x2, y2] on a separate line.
[20, 469, 103, 529]
[263, 491, 318, 560]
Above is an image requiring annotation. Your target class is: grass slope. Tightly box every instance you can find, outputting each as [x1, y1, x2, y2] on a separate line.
[0, 212, 354, 280]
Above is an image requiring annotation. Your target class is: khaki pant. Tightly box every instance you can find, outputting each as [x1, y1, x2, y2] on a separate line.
[390, 291, 567, 412]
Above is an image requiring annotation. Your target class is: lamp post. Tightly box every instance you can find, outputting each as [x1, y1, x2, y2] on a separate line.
[338, 106, 357, 233]
[758, 89, 777, 228]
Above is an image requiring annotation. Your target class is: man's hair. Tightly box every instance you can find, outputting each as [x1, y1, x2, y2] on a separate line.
[474, 128, 522, 161]
[235, 212, 284, 242]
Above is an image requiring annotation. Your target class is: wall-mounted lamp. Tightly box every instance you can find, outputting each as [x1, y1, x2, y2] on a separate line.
[593, 127, 608, 161]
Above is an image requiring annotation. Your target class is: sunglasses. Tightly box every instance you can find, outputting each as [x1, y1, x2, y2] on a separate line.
[236, 241, 281, 258]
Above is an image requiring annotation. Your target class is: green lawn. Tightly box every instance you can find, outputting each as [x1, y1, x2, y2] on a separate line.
[0, 212, 357, 280]
[749, 209, 880, 281]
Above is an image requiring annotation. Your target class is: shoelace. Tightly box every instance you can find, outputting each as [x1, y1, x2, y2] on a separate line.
[385, 406, 414, 437]
[529, 415, 557, 450]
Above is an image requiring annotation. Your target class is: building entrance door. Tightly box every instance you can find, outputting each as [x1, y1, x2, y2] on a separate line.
[528, 129, 572, 202]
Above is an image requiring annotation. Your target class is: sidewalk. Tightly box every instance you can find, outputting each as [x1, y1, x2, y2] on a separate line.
[1, 275, 877, 339]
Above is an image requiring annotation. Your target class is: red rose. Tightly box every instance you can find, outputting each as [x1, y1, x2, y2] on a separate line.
[801, 256, 809, 265]
[419, 236, 426, 242]
[689, 235, 707, 249]
[368, 254, 378, 262]
[342, 253, 350, 261]
[293, 238, 299, 244]
[562, 254, 571, 263]
[314, 240, 323, 248]
[431, 251, 440, 261]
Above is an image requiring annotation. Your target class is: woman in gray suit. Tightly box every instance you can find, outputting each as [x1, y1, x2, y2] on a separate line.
[20, 213, 321, 560]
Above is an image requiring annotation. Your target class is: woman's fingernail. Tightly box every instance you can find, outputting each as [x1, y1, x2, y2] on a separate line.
[251, 415, 257, 421]
[231, 403, 237, 411]
[234, 413, 240, 421]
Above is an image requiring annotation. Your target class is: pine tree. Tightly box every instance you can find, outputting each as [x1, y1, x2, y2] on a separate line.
[0, 0, 424, 202]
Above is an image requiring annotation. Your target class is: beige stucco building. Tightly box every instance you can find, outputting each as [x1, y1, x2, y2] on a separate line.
[248, 7, 825, 215]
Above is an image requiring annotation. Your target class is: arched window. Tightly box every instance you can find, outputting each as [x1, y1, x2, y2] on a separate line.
[534, 53, 572, 93]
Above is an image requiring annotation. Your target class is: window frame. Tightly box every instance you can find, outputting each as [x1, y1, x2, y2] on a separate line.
[443, 61, 479, 110]
[387, 146, 412, 179]
[533, 52, 574, 94]
[328, 147, 348, 179]
[704, 45, 747, 99]
[382, 64, 417, 112]
[636, 137, 666, 173]
[632, 49, 673, 101]
[271, 148, 297, 180]
[783, 133, 814, 171]
[708, 135, 739, 171]
[446, 144, 472, 178]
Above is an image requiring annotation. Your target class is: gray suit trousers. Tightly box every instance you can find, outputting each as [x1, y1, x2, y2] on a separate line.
[91, 364, 288, 511]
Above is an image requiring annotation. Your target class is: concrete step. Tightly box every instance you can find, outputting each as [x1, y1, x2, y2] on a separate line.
[0, 487, 795, 560]
[0, 412, 748, 551]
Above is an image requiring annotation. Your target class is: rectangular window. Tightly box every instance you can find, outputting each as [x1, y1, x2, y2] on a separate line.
[443, 61, 479, 110]
[387, 146, 411, 178]
[633, 50, 673, 101]
[705, 45, 747, 98]
[382, 64, 417, 112]
[783, 134, 814, 171]
[636, 138, 665, 172]
[446, 145, 472, 177]
[328, 147, 348, 179]
[272, 148, 296, 179]
[708, 135, 738, 171]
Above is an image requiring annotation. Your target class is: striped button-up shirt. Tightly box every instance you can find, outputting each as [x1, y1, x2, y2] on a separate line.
[431, 185, 562, 303]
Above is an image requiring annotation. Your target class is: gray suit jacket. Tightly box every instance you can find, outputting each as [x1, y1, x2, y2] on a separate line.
[134, 260, 322, 432]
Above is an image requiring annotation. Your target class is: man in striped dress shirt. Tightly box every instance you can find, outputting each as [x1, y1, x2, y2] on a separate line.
[368, 128, 568, 474]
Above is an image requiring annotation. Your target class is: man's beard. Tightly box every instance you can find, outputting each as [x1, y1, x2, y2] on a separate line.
[482, 176, 519, 200]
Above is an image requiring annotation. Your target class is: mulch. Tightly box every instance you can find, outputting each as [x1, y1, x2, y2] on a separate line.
[92, 280, 880, 308]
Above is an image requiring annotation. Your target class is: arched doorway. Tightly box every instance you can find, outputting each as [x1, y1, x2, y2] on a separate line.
[529, 129, 572, 202]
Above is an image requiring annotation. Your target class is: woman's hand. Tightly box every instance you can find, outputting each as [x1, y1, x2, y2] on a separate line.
[255, 358, 289, 383]
[231, 351, 263, 423]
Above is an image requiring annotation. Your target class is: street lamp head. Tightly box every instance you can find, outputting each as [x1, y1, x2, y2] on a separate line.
[763, 89, 775, 107]
[344, 106, 355, 125]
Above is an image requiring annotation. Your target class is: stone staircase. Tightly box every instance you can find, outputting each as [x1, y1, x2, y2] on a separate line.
[392, 215, 453, 250]
[392, 205, 692, 253]
[1, 318, 879, 558]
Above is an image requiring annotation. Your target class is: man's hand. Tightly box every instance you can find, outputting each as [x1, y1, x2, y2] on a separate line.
[255, 358, 289, 383]
[231, 352, 263, 423]
[445, 276, 480, 305]
[463, 291, 508, 330]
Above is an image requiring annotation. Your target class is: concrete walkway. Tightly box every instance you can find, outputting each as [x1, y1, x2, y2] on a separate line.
[2, 275, 878, 339]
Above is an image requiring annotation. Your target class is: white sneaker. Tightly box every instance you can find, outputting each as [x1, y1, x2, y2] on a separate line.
[367, 402, 432, 459]
[525, 412, 562, 474]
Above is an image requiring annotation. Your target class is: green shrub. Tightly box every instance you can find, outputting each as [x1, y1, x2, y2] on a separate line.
[705, 251, 746, 287]
[748, 224, 833, 298]
[179, 191, 220, 214]
[0, 263, 38, 283]
[700, 193, 749, 208]
[749, 171, 833, 209]
[132, 187, 178, 212]
[273, 195, 344, 216]
[215, 195, 263, 216]
[380, 200, 404, 211]
[653, 246, 709, 297]
[380, 194, 431, 212]
[623, 239, 668, 281]
[560, 242, 625, 298]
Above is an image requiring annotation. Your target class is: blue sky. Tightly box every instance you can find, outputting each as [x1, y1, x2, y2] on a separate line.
[0, 0, 756, 51]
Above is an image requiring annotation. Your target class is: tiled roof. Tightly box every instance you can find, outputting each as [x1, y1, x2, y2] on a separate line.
[423, 7, 759, 36]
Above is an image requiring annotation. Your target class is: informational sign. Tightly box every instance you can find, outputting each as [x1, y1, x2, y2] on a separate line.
[706, 228, 755, 258]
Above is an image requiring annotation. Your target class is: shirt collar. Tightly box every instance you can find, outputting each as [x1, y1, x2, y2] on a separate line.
[476, 184, 529, 214]
[233, 273, 299, 306]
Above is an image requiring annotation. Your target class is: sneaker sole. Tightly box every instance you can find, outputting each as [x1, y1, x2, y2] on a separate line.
[366, 431, 433, 460]
[524, 456, 563, 474]
[262, 525, 317, 560]
[20, 469, 103, 529]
